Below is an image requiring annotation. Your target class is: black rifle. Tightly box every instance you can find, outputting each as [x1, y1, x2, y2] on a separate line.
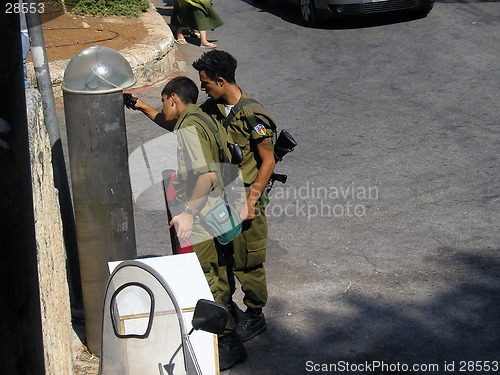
[274, 129, 297, 162]
[268, 129, 297, 190]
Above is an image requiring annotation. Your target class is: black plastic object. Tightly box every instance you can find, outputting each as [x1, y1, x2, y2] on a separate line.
[271, 173, 287, 184]
[231, 143, 243, 165]
[110, 282, 155, 339]
[191, 299, 229, 334]
[123, 93, 138, 109]
[274, 129, 297, 161]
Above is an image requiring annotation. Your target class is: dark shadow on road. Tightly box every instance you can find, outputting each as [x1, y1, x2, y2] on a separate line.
[235, 249, 500, 374]
[240, 0, 432, 30]
[156, 7, 174, 17]
[436, 0, 500, 2]
[154, 1, 174, 17]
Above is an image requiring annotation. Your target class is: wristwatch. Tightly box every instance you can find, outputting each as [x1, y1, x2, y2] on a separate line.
[184, 205, 198, 215]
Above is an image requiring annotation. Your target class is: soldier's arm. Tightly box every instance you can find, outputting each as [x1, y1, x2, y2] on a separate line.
[170, 171, 216, 242]
[125, 94, 176, 132]
[243, 137, 275, 220]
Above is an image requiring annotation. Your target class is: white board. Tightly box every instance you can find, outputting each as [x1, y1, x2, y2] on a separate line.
[108, 253, 218, 375]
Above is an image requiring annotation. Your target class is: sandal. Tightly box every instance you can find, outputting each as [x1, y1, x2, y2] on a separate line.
[201, 42, 216, 49]
[190, 29, 201, 38]
[175, 38, 188, 44]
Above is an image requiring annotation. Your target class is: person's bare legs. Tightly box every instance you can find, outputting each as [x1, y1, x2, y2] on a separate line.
[175, 28, 187, 44]
[199, 30, 216, 48]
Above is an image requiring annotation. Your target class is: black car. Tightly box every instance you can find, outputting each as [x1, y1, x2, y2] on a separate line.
[255, 0, 434, 26]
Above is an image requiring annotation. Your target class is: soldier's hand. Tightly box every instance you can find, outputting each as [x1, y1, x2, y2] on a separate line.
[169, 212, 193, 243]
[123, 93, 138, 109]
[240, 201, 256, 221]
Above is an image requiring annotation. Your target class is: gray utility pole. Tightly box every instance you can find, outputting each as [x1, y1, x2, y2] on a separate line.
[24, 0, 83, 306]
[0, 6, 45, 375]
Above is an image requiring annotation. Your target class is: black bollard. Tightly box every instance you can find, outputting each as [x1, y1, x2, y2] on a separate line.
[62, 46, 138, 354]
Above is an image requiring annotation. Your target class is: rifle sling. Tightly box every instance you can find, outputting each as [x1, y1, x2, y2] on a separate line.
[223, 98, 259, 130]
[188, 113, 236, 207]
[189, 113, 230, 164]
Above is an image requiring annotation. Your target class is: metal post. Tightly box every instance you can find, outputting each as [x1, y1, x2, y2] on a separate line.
[62, 46, 138, 354]
[0, 7, 45, 374]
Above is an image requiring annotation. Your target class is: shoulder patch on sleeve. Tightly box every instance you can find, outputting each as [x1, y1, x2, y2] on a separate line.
[254, 123, 266, 136]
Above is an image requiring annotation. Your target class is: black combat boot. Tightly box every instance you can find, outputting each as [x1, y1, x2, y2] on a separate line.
[218, 331, 247, 371]
[235, 307, 267, 342]
[228, 300, 245, 323]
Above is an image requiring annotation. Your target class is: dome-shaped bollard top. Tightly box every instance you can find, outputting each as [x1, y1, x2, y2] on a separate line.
[62, 45, 136, 94]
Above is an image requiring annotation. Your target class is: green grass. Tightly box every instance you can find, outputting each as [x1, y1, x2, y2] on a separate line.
[62, 0, 150, 18]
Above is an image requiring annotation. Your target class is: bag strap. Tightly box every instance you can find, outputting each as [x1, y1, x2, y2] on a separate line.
[189, 113, 230, 164]
[189, 113, 239, 226]
[223, 98, 259, 130]
[225, 98, 278, 146]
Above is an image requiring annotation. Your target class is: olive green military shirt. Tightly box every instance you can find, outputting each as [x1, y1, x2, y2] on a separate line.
[171, 104, 227, 215]
[200, 91, 276, 185]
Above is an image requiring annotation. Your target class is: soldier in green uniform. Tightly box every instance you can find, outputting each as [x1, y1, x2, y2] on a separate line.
[125, 76, 247, 370]
[192, 51, 277, 343]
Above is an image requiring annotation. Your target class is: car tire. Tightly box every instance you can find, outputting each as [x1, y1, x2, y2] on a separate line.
[299, 0, 318, 26]
[415, 6, 433, 18]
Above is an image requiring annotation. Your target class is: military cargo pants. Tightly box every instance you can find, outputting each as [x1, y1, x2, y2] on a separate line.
[191, 221, 236, 333]
[225, 200, 268, 310]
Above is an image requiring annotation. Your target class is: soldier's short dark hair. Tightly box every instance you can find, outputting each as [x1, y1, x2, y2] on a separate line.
[192, 50, 237, 84]
[161, 76, 199, 104]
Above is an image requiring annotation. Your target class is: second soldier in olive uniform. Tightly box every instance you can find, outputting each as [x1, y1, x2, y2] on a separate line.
[193, 51, 277, 343]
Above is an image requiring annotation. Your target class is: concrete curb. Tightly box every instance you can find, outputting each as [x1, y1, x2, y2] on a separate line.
[27, 3, 176, 102]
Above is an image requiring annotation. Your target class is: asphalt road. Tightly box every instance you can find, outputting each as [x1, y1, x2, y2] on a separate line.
[128, 1, 500, 373]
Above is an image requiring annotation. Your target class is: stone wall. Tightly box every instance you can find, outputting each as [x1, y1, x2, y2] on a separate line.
[26, 89, 74, 374]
